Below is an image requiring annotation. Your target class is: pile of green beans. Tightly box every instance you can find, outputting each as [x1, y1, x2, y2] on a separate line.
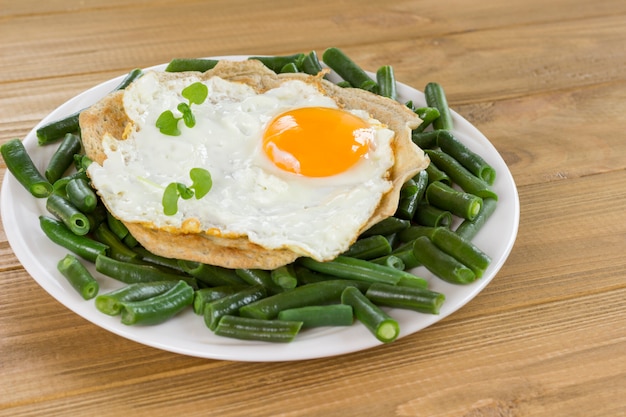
[0, 48, 500, 344]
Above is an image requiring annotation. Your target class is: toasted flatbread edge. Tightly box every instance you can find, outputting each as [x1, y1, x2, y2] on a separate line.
[80, 59, 429, 269]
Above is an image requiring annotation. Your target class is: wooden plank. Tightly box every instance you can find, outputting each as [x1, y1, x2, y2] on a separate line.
[3, 73, 625, 192]
[2, 288, 623, 416]
[2, 11, 626, 187]
[453, 81, 626, 186]
[451, 171, 626, 322]
[1, 170, 624, 413]
[0, 0, 161, 17]
[1, 2, 625, 415]
[2, 0, 626, 90]
[332, 14, 626, 104]
[0, 268, 224, 408]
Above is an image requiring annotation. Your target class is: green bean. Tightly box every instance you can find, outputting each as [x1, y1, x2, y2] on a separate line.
[385, 241, 422, 270]
[111, 68, 143, 92]
[455, 198, 498, 240]
[248, 53, 305, 74]
[413, 107, 441, 133]
[85, 202, 108, 233]
[425, 161, 452, 185]
[298, 256, 428, 288]
[96, 281, 179, 316]
[394, 178, 417, 221]
[36, 112, 80, 146]
[65, 177, 97, 214]
[426, 181, 483, 221]
[120, 280, 194, 325]
[133, 246, 186, 273]
[1, 138, 52, 198]
[336, 80, 352, 88]
[178, 261, 246, 287]
[412, 236, 477, 284]
[74, 154, 92, 171]
[278, 304, 354, 327]
[369, 254, 407, 271]
[376, 65, 397, 100]
[239, 280, 363, 320]
[39, 216, 108, 262]
[214, 315, 302, 343]
[165, 58, 220, 72]
[430, 227, 491, 278]
[193, 285, 246, 315]
[270, 265, 298, 290]
[293, 266, 332, 285]
[361, 216, 410, 237]
[413, 130, 458, 151]
[390, 246, 421, 270]
[300, 50, 324, 76]
[235, 268, 283, 294]
[204, 285, 267, 330]
[288, 267, 372, 292]
[103, 212, 128, 240]
[95, 254, 197, 287]
[413, 203, 453, 228]
[93, 223, 138, 262]
[365, 283, 445, 315]
[411, 130, 439, 149]
[424, 82, 454, 131]
[36, 69, 142, 145]
[279, 62, 299, 73]
[123, 232, 139, 248]
[385, 232, 400, 249]
[341, 287, 399, 343]
[46, 193, 91, 236]
[52, 170, 89, 196]
[413, 169, 430, 207]
[293, 267, 371, 292]
[426, 149, 497, 200]
[397, 225, 438, 243]
[342, 235, 392, 260]
[72, 153, 83, 171]
[380, 262, 430, 287]
[52, 172, 76, 194]
[435, 130, 496, 185]
[57, 254, 99, 300]
[45, 133, 82, 183]
[396, 171, 429, 221]
[322, 47, 378, 92]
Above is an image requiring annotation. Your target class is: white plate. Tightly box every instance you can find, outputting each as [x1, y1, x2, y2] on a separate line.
[0, 56, 519, 361]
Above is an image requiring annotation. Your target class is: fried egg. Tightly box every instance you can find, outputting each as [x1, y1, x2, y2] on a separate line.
[87, 70, 396, 261]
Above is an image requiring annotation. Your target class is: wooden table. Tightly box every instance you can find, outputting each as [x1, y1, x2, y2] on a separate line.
[1, 1, 625, 416]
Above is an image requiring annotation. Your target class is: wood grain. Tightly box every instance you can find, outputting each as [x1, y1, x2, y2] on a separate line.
[1, 0, 625, 416]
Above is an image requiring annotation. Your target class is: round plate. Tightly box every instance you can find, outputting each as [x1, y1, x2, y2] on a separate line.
[0, 56, 520, 361]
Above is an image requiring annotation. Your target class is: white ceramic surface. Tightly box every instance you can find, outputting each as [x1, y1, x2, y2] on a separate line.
[0, 56, 519, 361]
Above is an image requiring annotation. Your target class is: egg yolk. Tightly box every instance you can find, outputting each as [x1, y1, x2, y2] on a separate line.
[262, 107, 373, 177]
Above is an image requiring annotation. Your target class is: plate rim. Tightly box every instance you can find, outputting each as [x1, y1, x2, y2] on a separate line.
[0, 55, 520, 361]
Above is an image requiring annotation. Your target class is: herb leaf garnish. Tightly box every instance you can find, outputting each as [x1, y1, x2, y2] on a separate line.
[156, 82, 208, 136]
[162, 168, 212, 215]
[189, 167, 213, 199]
[182, 82, 208, 105]
[156, 110, 181, 136]
[162, 182, 182, 216]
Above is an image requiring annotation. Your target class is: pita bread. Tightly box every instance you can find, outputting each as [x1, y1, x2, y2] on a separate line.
[80, 59, 428, 269]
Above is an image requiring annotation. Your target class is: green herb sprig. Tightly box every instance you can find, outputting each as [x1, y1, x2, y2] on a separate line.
[156, 82, 209, 136]
[162, 168, 212, 215]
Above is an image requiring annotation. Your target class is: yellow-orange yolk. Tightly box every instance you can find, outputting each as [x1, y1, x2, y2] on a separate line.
[262, 107, 373, 177]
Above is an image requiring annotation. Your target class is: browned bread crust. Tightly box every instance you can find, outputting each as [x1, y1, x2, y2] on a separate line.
[80, 59, 428, 269]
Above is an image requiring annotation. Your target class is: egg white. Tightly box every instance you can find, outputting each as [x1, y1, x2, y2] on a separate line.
[87, 71, 396, 261]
